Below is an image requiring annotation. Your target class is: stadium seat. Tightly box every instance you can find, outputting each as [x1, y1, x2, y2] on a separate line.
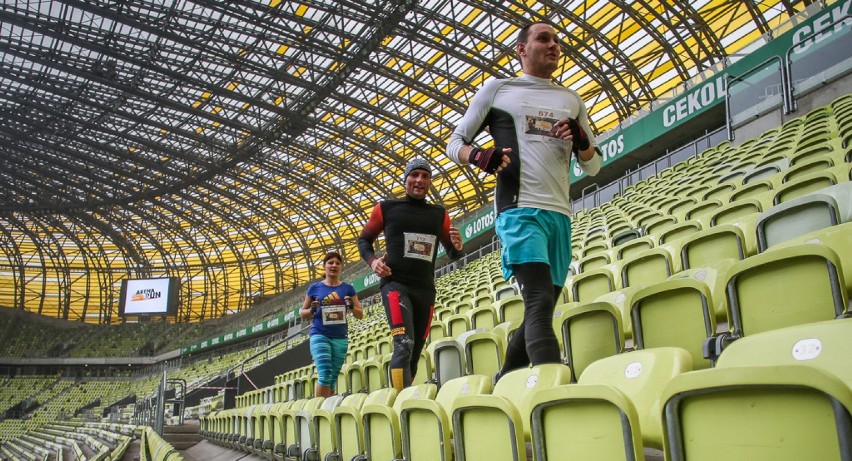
[450, 365, 572, 461]
[710, 198, 763, 226]
[756, 181, 852, 251]
[556, 301, 625, 381]
[399, 375, 492, 461]
[344, 361, 365, 394]
[299, 395, 345, 461]
[290, 396, 329, 459]
[427, 336, 467, 387]
[361, 357, 385, 393]
[332, 392, 371, 461]
[362, 383, 437, 461]
[444, 313, 471, 338]
[660, 365, 852, 461]
[772, 168, 842, 205]
[679, 224, 750, 269]
[611, 236, 656, 261]
[724, 243, 848, 340]
[572, 266, 617, 302]
[579, 347, 693, 449]
[462, 330, 506, 379]
[493, 294, 525, 324]
[631, 278, 717, 369]
[620, 246, 676, 289]
[467, 304, 499, 330]
[715, 318, 852, 385]
[529, 383, 644, 461]
[577, 251, 612, 273]
[428, 319, 447, 343]
[656, 220, 702, 245]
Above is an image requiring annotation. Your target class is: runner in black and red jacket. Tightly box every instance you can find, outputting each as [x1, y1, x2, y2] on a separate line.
[358, 157, 464, 391]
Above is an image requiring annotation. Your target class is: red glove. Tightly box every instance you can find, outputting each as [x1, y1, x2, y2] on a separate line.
[469, 147, 504, 174]
[567, 118, 590, 154]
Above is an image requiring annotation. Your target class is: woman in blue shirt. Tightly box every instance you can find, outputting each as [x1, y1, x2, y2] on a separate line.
[300, 251, 364, 397]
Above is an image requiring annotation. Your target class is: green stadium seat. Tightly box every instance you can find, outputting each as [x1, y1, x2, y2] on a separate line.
[660, 365, 852, 461]
[529, 384, 644, 461]
[631, 278, 717, 369]
[679, 223, 751, 270]
[462, 331, 506, 379]
[620, 246, 676, 289]
[331, 392, 370, 461]
[362, 383, 437, 461]
[450, 365, 571, 461]
[399, 375, 492, 461]
[756, 181, 852, 251]
[725, 243, 848, 340]
[716, 318, 852, 386]
[572, 266, 618, 302]
[578, 347, 693, 449]
[557, 301, 625, 381]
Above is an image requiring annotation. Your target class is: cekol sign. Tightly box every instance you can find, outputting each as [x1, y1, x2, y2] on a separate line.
[662, 76, 726, 128]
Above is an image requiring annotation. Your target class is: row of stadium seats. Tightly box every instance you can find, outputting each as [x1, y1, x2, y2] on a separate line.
[202, 318, 851, 460]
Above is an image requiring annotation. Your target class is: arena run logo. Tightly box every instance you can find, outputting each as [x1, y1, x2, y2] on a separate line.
[464, 210, 495, 239]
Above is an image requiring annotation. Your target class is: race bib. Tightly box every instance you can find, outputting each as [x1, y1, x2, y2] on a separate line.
[321, 304, 346, 325]
[521, 104, 572, 145]
[403, 232, 436, 261]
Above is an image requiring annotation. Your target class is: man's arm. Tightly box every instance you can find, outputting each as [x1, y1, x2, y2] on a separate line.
[439, 211, 464, 260]
[446, 80, 510, 174]
[357, 203, 384, 266]
[358, 203, 392, 277]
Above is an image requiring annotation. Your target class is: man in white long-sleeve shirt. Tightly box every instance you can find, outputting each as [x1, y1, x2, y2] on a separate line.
[446, 21, 601, 380]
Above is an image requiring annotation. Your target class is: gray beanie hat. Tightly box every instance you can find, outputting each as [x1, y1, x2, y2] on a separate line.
[403, 157, 432, 181]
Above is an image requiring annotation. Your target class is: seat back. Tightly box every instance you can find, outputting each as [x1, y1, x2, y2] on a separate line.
[428, 338, 466, 387]
[490, 294, 524, 324]
[362, 357, 385, 393]
[530, 384, 644, 461]
[572, 266, 616, 302]
[726, 244, 847, 338]
[559, 301, 625, 381]
[621, 247, 674, 289]
[579, 347, 693, 448]
[362, 384, 436, 461]
[631, 278, 716, 369]
[333, 392, 370, 461]
[661, 365, 852, 461]
[401, 375, 492, 461]
[680, 224, 748, 269]
[463, 331, 505, 378]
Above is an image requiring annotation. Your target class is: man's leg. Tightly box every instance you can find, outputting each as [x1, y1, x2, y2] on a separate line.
[499, 262, 561, 378]
[408, 287, 435, 383]
[382, 282, 416, 392]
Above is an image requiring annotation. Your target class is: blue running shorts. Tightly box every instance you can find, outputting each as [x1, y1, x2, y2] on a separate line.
[495, 207, 572, 286]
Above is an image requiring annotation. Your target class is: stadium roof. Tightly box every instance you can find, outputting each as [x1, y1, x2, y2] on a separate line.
[0, 0, 815, 322]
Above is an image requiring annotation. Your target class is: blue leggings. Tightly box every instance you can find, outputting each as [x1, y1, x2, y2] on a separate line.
[310, 335, 349, 390]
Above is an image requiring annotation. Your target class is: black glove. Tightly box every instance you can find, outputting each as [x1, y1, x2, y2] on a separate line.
[309, 299, 319, 314]
[469, 147, 504, 174]
[344, 297, 353, 310]
[566, 118, 590, 154]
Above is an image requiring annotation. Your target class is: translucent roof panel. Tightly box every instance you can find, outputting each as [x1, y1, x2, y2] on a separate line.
[0, 0, 811, 322]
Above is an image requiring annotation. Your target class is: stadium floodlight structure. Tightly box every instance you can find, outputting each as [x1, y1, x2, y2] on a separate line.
[0, 0, 807, 322]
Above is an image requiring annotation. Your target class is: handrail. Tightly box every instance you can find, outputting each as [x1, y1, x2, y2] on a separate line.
[785, 14, 852, 113]
[230, 322, 310, 396]
[725, 55, 787, 140]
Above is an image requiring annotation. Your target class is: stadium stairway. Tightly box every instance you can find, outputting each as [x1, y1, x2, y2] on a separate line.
[162, 422, 203, 451]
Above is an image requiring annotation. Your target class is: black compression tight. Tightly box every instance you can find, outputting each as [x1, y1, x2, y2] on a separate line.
[499, 262, 562, 377]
